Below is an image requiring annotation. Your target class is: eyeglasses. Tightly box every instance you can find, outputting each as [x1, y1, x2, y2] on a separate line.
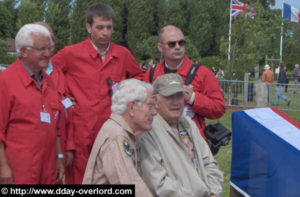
[26, 45, 53, 53]
[161, 39, 186, 48]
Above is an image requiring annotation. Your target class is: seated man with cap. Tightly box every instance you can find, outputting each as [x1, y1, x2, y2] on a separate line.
[137, 73, 223, 197]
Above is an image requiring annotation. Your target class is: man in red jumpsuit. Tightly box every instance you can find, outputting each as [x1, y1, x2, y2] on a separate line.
[144, 25, 225, 139]
[0, 24, 64, 184]
[36, 22, 75, 176]
[51, 3, 144, 184]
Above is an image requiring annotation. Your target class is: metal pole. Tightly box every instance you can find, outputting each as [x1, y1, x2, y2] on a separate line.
[228, 0, 233, 61]
[280, 0, 284, 63]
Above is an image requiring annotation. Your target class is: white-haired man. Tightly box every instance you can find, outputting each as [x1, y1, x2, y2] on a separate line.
[137, 73, 223, 197]
[83, 79, 156, 197]
[0, 24, 64, 184]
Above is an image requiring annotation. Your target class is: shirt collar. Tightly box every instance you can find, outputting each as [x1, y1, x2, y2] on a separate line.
[45, 61, 53, 76]
[164, 58, 184, 71]
[91, 40, 110, 56]
[20, 58, 43, 82]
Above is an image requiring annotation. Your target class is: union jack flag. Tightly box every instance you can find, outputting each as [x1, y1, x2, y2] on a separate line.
[231, 0, 255, 18]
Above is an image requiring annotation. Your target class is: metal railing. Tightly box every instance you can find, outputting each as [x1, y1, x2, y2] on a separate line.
[218, 80, 300, 112]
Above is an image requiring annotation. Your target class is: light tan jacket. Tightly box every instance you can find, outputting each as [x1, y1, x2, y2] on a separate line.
[136, 114, 223, 197]
[82, 113, 152, 197]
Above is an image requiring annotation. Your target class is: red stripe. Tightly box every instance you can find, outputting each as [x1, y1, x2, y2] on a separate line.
[298, 12, 300, 23]
[271, 107, 300, 129]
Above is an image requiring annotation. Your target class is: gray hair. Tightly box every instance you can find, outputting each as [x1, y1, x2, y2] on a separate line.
[15, 24, 51, 55]
[111, 79, 153, 115]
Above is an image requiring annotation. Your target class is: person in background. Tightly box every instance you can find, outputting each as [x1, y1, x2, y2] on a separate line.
[275, 63, 291, 106]
[83, 79, 155, 197]
[211, 66, 217, 75]
[216, 67, 224, 80]
[292, 64, 300, 94]
[35, 22, 75, 180]
[51, 2, 144, 184]
[144, 25, 225, 140]
[137, 73, 223, 197]
[0, 24, 64, 184]
[261, 64, 274, 104]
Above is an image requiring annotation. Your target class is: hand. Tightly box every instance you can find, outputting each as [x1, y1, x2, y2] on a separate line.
[56, 158, 65, 183]
[183, 84, 194, 102]
[0, 163, 13, 184]
[65, 151, 74, 167]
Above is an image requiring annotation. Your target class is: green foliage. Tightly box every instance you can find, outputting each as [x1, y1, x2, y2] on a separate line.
[0, 2, 13, 39]
[127, 0, 153, 52]
[198, 56, 220, 68]
[45, 0, 72, 51]
[16, 0, 44, 29]
[135, 36, 160, 62]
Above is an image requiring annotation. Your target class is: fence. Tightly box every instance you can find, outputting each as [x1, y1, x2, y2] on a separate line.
[218, 80, 300, 112]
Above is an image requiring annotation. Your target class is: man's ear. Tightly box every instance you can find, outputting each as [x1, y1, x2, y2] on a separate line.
[128, 101, 136, 116]
[153, 94, 159, 109]
[157, 42, 163, 54]
[86, 23, 92, 34]
[20, 47, 27, 58]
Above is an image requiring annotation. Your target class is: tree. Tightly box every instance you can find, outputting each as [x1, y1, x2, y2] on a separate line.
[127, 0, 154, 55]
[45, 0, 72, 51]
[0, 2, 13, 39]
[16, 0, 44, 29]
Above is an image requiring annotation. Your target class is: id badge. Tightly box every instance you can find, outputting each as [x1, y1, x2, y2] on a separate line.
[61, 97, 72, 109]
[111, 83, 119, 94]
[40, 111, 51, 124]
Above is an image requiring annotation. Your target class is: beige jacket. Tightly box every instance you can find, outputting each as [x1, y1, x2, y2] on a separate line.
[136, 114, 223, 197]
[82, 113, 152, 197]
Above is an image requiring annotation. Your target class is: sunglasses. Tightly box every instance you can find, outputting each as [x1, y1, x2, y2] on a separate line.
[161, 39, 186, 48]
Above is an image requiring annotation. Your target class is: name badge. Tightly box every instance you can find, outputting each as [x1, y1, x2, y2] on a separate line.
[40, 112, 51, 124]
[61, 97, 72, 109]
[183, 105, 195, 118]
[112, 83, 119, 94]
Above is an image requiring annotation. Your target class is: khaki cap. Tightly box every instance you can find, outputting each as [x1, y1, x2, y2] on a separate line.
[153, 73, 184, 96]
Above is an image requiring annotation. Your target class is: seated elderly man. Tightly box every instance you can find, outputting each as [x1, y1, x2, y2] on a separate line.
[82, 79, 155, 197]
[137, 73, 223, 197]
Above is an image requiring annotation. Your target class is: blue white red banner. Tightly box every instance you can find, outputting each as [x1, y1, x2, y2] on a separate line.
[283, 3, 300, 23]
[231, 107, 300, 196]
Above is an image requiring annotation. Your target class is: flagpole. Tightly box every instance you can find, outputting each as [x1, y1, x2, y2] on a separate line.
[279, 0, 284, 63]
[228, 0, 233, 61]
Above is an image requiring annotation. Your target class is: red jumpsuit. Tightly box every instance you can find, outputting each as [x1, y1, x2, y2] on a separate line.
[145, 56, 225, 139]
[51, 38, 144, 184]
[48, 64, 75, 155]
[0, 58, 60, 184]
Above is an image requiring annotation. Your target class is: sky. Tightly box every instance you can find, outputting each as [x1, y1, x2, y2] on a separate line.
[273, 0, 300, 9]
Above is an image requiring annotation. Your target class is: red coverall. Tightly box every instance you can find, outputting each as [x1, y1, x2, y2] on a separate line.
[48, 64, 75, 155]
[0, 59, 60, 184]
[144, 56, 225, 139]
[51, 38, 144, 184]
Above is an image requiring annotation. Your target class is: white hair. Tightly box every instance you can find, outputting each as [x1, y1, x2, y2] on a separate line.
[15, 24, 51, 55]
[111, 79, 153, 115]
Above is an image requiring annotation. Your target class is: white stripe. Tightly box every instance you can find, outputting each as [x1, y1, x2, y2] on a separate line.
[230, 181, 251, 197]
[244, 108, 300, 150]
[291, 6, 299, 23]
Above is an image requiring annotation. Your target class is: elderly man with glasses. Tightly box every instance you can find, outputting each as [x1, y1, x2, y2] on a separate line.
[83, 79, 156, 197]
[144, 25, 225, 141]
[0, 24, 64, 184]
[137, 73, 223, 197]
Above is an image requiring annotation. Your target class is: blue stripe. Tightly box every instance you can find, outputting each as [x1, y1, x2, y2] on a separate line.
[283, 3, 291, 20]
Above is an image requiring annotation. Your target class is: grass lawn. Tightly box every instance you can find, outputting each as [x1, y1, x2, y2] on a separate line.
[207, 108, 300, 197]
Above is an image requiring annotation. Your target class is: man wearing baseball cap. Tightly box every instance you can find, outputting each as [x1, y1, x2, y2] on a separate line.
[137, 73, 223, 197]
